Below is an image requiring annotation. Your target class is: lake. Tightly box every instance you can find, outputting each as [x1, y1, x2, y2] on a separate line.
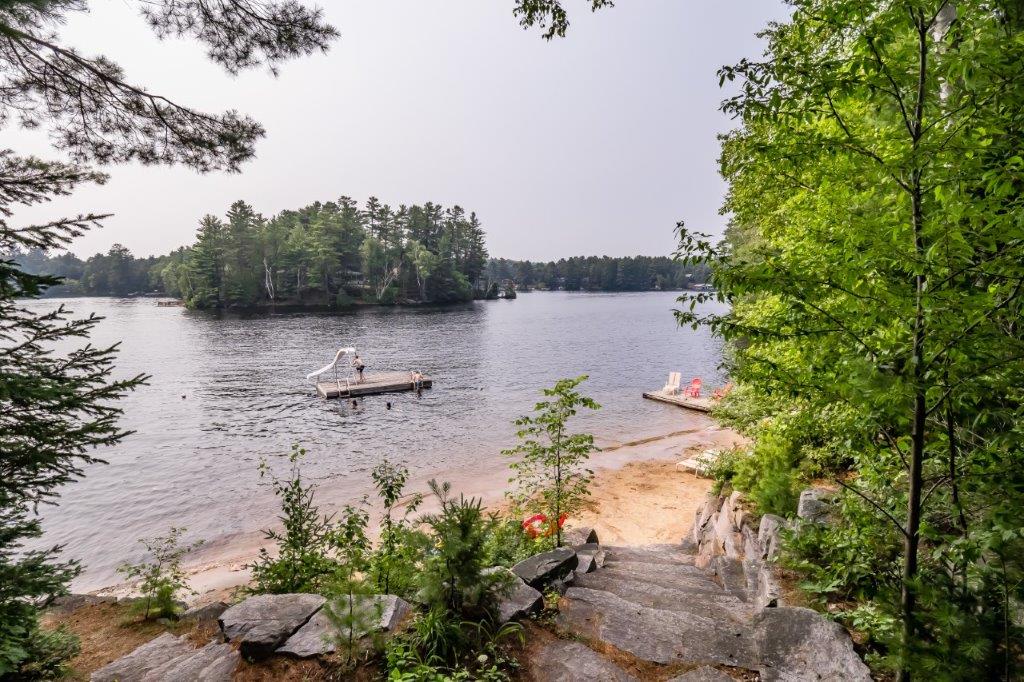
[27, 292, 726, 590]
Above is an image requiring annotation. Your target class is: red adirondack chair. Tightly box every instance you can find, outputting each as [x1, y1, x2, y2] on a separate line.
[686, 377, 702, 398]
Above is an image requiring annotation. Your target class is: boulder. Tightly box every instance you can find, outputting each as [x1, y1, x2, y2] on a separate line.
[758, 514, 786, 561]
[512, 546, 577, 589]
[797, 488, 833, 524]
[754, 606, 871, 681]
[276, 595, 409, 658]
[484, 568, 543, 623]
[528, 640, 637, 681]
[563, 526, 599, 547]
[181, 601, 229, 622]
[91, 633, 194, 682]
[668, 666, 735, 682]
[48, 593, 117, 615]
[219, 593, 325, 660]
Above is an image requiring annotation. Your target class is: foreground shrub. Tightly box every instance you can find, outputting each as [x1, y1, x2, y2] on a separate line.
[4, 624, 80, 681]
[248, 445, 341, 594]
[117, 527, 201, 620]
[504, 375, 600, 548]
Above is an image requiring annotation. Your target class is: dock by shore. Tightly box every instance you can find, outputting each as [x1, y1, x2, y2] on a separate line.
[642, 389, 712, 412]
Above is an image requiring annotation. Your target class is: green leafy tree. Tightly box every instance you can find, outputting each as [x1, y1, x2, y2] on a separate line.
[117, 527, 203, 620]
[677, 1, 1024, 678]
[503, 376, 600, 548]
[322, 501, 372, 667]
[369, 459, 424, 598]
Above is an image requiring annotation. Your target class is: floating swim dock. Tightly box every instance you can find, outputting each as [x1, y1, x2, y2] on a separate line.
[642, 389, 712, 413]
[316, 371, 432, 399]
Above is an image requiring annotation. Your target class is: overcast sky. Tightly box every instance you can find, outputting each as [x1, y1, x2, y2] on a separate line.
[8, 0, 789, 260]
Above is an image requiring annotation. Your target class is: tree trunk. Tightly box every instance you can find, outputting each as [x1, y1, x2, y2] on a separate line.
[900, 14, 931, 680]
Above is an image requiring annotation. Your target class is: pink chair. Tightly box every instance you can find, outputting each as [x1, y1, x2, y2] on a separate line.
[686, 377, 702, 398]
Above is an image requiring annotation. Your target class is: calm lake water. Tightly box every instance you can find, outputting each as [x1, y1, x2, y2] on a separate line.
[27, 292, 726, 590]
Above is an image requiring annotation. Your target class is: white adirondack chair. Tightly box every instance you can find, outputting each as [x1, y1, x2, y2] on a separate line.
[663, 372, 682, 395]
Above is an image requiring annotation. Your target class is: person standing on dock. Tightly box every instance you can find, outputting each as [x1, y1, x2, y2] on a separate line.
[352, 353, 365, 383]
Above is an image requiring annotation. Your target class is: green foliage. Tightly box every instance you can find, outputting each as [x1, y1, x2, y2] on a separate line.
[482, 514, 544, 568]
[676, 1, 1024, 676]
[0, 156, 144, 675]
[6, 624, 80, 681]
[504, 375, 600, 548]
[380, 480, 521, 678]
[117, 527, 202, 620]
[731, 436, 799, 517]
[368, 459, 425, 601]
[321, 501, 373, 666]
[248, 445, 341, 595]
[419, 481, 510, 620]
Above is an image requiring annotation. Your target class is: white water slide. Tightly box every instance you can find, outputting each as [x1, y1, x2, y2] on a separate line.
[306, 347, 357, 382]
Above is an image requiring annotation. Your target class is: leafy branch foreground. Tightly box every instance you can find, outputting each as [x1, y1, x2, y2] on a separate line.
[678, 1, 1024, 679]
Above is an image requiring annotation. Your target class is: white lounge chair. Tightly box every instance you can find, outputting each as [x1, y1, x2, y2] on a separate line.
[662, 372, 682, 395]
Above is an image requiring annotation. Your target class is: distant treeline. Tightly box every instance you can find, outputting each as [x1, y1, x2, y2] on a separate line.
[12, 197, 488, 308]
[10, 202, 706, 304]
[485, 256, 709, 292]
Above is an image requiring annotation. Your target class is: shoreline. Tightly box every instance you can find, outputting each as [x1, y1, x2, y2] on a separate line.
[90, 419, 747, 604]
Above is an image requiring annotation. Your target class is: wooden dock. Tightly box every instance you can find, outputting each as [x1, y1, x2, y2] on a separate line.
[642, 389, 713, 413]
[316, 371, 432, 399]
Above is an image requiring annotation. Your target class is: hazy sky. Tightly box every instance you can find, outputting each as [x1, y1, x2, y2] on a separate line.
[9, 0, 789, 260]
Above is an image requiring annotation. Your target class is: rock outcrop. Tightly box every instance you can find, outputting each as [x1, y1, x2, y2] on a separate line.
[543, 491, 872, 681]
[276, 595, 409, 658]
[219, 593, 326, 659]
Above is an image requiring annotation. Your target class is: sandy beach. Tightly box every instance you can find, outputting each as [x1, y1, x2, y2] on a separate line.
[97, 418, 746, 604]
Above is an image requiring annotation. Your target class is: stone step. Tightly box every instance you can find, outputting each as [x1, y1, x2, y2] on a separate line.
[594, 562, 726, 596]
[603, 545, 698, 566]
[141, 641, 238, 681]
[572, 572, 752, 625]
[527, 639, 638, 681]
[557, 586, 758, 670]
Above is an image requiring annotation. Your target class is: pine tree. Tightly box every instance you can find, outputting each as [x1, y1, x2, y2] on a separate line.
[0, 155, 145, 676]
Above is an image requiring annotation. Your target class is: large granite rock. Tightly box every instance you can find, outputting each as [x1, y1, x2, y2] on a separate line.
[484, 567, 543, 623]
[754, 607, 871, 681]
[91, 633, 194, 682]
[219, 593, 325, 659]
[528, 640, 637, 681]
[276, 595, 409, 658]
[140, 641, 238, 681]
[797, 488, 834, 524]
[512, 546, 577, 589]
[668, 666, 735, 682]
